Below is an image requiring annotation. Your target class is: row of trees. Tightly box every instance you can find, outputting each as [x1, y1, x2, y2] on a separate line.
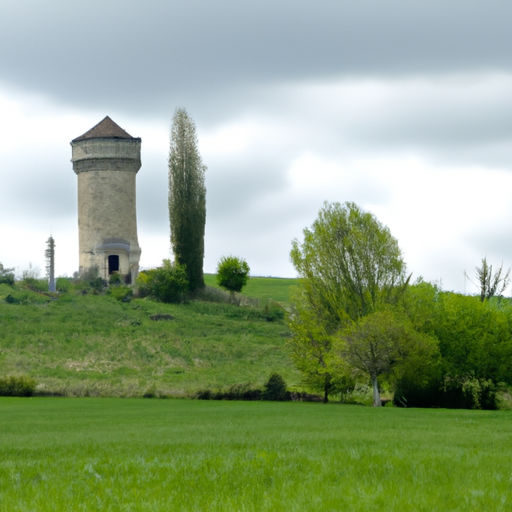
[287, 201, 512, 408]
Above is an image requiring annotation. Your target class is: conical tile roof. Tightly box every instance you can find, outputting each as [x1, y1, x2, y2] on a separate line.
[72, 116, 137, 142]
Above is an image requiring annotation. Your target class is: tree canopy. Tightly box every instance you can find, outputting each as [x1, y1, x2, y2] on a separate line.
[331, 309, 438, 406]
[168, 108, 206, 291]
[396, 281, 512, 409]
[290, 201, 410, 328]
[288, 201, 412, 403]
[216, 256, 250, 303]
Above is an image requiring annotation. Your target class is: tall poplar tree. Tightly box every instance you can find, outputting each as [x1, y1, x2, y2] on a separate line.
[168, 108, 207, 291]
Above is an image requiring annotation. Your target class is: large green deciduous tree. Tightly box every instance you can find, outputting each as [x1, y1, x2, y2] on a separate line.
[288, 201, 411, 402]
[331, 310, 437, 406]
[168, 108, 207, 291]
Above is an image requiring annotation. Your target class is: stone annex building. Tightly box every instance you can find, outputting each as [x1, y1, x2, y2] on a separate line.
[70, 116, 142, 283]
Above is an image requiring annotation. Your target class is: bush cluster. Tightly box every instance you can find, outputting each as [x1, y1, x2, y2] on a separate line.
[0, 263, 14, 286]
[0, 375, 37, 397]
[108, 285, 133, 302]
[197, 383, 262, 401]
[196, 374, 289, 401]
[263, 373, 288, 401]
[56, 277, 72, 293]
[5, 290, 51, 305]
[394, 376, 499, 410]
[136, 260, 189, 303]
[21, 277, 48, 293]
[260, 301, 285, 322]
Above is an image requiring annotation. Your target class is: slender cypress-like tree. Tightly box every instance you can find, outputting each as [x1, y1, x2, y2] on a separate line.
[168, 108, 207, 291]
[45, 236, 56, 292]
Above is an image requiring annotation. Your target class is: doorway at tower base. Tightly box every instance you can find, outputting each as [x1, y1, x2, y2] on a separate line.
[79, 237, 141, 284]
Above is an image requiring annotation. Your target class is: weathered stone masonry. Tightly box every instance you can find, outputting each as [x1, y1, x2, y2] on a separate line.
[71, 116, 142, 283]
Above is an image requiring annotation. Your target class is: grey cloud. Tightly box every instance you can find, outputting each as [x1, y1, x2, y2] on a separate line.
[346, 80, 512, 151]
[206, 157, 289, 220]
[0, 150, 76, 222]
[2, 0, 512, 118]
[466, 226, 512, 264]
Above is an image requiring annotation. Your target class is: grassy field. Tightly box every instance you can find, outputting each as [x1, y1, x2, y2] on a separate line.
[0, 289, 300, 397]
[203, 274, 299, 305]
[0, 397, 511, 511]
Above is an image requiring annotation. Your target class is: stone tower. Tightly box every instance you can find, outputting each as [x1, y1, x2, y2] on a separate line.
[71, 116, 142, 283]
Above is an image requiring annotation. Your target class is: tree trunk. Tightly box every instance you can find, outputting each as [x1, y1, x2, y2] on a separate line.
[371, 374, 381, 407]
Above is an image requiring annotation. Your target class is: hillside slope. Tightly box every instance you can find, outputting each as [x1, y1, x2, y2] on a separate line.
[0, 287, 300, 397]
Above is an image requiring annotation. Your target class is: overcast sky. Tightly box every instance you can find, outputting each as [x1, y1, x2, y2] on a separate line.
[2, 0, 512, 293]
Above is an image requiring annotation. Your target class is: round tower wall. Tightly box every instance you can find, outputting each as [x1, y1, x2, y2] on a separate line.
[71, 137, 142, 282]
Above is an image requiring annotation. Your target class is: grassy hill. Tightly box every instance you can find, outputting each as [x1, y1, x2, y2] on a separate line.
[203, 273, 299, 305]
[0, 277, 302, 397]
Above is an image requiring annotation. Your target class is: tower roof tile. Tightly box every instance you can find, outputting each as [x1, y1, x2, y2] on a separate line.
[72, 116, 137, 142]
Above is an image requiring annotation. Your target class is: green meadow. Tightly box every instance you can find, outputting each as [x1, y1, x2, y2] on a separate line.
[1, 398, 511, 511]
[0, 278, 300, 397]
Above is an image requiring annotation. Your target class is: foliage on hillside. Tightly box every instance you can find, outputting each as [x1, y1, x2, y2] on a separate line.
[395, 282, 512, 409]
[286, 202, 512, 409]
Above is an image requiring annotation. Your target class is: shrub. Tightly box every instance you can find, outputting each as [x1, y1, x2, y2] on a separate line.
[5, 290, 51, 305]
[56, 277, 72, 293]
[21, 277, 48, 293]
[89, 277, 106, 294]
[109, 272, 123, 286]
[0, 375, 37, 397]
[136, 260, 189, 304]
[108, 285, 133, 302]
[216, 256, 250, 303]
[196, 383, 262, 401]
[0, 263, 14, 286]
[263, 373, 288, 401]
[260, 301, 285, 322]
[393, 376, 499, 410]
[73, 267, 106, 294]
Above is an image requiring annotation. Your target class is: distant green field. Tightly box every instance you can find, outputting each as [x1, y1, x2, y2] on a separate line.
[0, 398, 511, 511]
[204, 274, 299, 304]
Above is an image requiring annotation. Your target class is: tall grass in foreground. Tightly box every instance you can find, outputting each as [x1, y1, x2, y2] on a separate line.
[1, 398, 511, 511]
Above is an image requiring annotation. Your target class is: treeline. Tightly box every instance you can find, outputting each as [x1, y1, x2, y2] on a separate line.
[287, 201, 512, 409]
[397, 282, 512, 409]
